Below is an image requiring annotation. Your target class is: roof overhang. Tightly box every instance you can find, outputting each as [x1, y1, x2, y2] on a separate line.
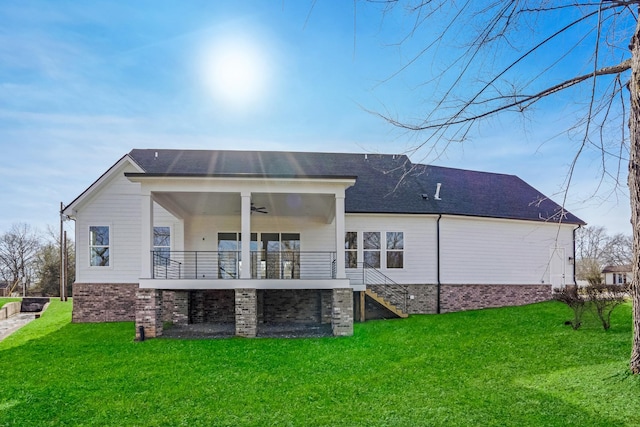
[62, 154, 144, 218]
[124, 173, 357, 221]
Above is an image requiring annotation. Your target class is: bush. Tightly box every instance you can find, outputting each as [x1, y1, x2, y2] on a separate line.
[554, 284, 628, 331]
[553, 286, 587, 330]
[584, 284, 628, 330]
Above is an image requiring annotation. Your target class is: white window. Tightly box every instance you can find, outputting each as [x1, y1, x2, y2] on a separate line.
[363, 232, 381, 268]
[345, 232, 358, 268]
[386, 232, 404, 269]
[153, 226, 171, 257]
[89, 226, 109, 267]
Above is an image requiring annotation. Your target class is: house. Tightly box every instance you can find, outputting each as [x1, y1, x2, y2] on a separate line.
[0, 282, 8, 297]
[62, 149, 585, 339]
[602, 265, 632, 285]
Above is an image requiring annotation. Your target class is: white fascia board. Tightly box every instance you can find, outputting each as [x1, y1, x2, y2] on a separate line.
[139, 278, 353, 290]
[62, 154, 144, 218]
[125, 175, 356, 195]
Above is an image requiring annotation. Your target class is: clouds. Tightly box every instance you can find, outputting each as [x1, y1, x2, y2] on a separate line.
[0, 1, 633, 236]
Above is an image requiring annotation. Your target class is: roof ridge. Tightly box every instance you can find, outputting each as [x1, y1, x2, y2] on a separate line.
[129, 148, 411, 158]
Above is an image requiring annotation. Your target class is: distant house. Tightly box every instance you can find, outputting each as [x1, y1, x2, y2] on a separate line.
[0, 282, 7, 297]
[602, 265, 632, 285]
[62, 149, 585, 339]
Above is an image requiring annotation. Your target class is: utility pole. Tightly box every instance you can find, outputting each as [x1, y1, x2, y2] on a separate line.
[63, 230, 68, 301]
[60, 202, 64, 301]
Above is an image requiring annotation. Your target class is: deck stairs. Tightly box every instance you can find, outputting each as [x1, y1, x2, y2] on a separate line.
[364, 289, 408, 318]
[350, 262, 409, 319]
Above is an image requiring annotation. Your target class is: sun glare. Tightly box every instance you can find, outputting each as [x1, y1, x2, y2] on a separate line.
[201, 35, 272, 111]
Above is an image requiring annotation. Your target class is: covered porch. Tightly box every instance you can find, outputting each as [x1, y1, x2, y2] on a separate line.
[126, 173, 356, 338]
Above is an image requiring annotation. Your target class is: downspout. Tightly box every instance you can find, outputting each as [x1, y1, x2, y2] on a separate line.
[573, 224, 581, 286]
[437, 214, 442, 314]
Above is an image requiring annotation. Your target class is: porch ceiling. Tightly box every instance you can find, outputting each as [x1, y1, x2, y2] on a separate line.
[154, 192, 335, 218]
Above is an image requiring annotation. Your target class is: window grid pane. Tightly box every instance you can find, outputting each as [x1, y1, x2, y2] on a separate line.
[364, 251, 380, 268]
[363, 232, 380, 249]
[387, 251, 403, 269]
[89, 226, 110, 267]
[386, 232, 404, 250]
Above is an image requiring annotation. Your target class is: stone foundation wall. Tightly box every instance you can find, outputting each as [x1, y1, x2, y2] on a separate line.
[320, 290, 332, 324]
[440, 284, 552, 313]
[368, 284, 551, 315]
[235, 288, 257, 337]
[171, 291, 189, 325]
[190, 290, 235, 323]
[135, 288, 163, 339]
[405, 284, 438, 314]
[260, 289, 323, 324]
[162, 291, 175, 322]
[72, 283, 138, 323]
[332, 288, 353, 336]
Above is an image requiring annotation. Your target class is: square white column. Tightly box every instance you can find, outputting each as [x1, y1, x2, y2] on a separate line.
[140, 191, 154, 279]
[240, 192, 251, 279]
[335, 194, 346, 279]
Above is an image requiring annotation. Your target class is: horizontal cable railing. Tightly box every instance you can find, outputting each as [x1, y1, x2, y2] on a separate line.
[251, 251, 337, 279]
[152, 252, 182, 279]
[151, 251, 337, 280]
[359, 262, 409, 313]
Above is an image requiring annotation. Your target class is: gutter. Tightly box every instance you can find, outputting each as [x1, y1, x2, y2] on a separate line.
[437, 214, 442, 314]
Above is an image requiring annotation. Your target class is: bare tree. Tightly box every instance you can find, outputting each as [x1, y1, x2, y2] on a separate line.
[602, 232, 633, 265]
[0, 223, 41, 296]
[576, 226, 609, 284]
[576, 226, 632, 283]
[34, 237, 75, 297]
[363, 1, 640, 372]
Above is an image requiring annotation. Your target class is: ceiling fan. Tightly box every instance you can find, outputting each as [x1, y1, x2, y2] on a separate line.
[251, 203, 268, 214]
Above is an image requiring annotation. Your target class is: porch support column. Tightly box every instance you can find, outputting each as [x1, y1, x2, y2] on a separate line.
[240, 192, 252, 279]
[331, 288, 353, 336]
[335, 194, 346, 279]
[235, 288, 257, 337]
[140, 190, 154, 279]
[135, 288, 163, 340]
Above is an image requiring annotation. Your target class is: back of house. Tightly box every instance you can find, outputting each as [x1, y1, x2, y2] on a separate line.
[62, 149, 584, 339]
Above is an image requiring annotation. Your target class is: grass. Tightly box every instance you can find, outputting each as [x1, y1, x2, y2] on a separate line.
[0, 298, 21, 309]
[0, 300, 639, 426]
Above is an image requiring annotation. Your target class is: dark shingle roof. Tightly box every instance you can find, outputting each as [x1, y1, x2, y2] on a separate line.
[128, 149, 584, 224]
[602, 265, 631, 273]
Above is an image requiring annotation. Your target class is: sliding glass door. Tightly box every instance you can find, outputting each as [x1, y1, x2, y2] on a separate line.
[218, 232, 299, 279]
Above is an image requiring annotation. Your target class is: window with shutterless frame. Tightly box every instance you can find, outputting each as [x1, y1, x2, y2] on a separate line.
[89, 225, 110, 266]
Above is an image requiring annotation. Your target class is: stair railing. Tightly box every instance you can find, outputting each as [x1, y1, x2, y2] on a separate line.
[361, 262, 409, 314]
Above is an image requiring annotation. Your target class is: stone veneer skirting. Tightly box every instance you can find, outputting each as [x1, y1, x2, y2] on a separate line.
[72, 283, 138, 323]
[439, 284, 552, 313]
[190, 290, 235, 323]
[364, 283, 552, 318]
[73, 282, 549, 337]
[259, 289, 333, 324]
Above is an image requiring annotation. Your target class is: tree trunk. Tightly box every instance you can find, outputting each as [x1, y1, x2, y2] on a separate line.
[629, 13, 640, 374]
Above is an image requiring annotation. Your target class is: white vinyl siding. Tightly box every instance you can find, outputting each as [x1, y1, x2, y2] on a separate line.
[75, 161, 184, 283]
[438, 216, 575, 286]
[345, 214, 438, 284]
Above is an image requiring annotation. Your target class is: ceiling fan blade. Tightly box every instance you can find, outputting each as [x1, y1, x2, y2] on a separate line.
[250, 203, 268, 214]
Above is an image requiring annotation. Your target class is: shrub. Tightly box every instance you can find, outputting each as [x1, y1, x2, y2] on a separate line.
[553, 286, 587, 330]
[584, 283, 628, 330]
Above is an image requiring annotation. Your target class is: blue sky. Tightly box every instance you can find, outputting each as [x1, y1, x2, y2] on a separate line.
[0, 1, 633, 236]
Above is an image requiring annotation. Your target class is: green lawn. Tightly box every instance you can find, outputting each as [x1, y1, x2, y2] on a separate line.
[0, 298, 21, 309]
[0, 300, 638, 426]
